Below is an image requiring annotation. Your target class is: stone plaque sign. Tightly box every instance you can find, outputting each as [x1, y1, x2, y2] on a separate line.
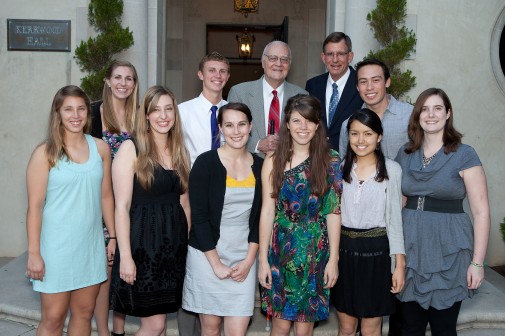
[8, 19, 71, 51]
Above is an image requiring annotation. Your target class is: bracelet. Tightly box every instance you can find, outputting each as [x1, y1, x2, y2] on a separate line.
[109, 237, 117, 240]
[470, 261, 483, 268]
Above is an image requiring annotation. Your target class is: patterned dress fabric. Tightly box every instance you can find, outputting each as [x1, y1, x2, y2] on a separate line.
[110, 165, 188, 317]
[101, 130, 130, 244]
[102, 131, 130, 159]
[261, 150, 342, 322]
[32, 134, 107, 293]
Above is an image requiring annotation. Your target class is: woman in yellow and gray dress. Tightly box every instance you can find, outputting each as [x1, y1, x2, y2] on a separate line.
[182, 103, 263, 336]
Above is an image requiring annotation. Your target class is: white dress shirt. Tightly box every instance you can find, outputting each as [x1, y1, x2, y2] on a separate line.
[325, 68, 351, 123]
[179, 93, 227, 166]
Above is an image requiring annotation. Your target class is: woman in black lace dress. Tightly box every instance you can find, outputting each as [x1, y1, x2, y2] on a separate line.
[110, 85, 191, 335]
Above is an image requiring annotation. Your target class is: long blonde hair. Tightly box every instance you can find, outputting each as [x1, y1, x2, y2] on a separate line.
[102, 60, 139, 134]
[134, 86, 190, 191]
[45, 85, 92, 167]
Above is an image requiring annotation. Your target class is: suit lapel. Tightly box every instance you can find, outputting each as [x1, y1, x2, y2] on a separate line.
[319, 73, 330, 127]
[251, 78, 266, 138]
[330, 67, 357, 128]
[281, 83, 292, 112]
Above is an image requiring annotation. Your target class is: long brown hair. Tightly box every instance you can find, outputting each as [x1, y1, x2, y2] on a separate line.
[133, 86, 190, 191]
[405, 88, 462, 154]
[45, 85, 92, 167]
[102, 60, 139, 134]
[271, 94, 330, 198]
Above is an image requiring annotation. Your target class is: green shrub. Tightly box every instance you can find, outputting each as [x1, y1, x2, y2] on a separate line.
[74, 0, 134, 101]
[366, 0, 416, 100]
[500, 217, 505, 243]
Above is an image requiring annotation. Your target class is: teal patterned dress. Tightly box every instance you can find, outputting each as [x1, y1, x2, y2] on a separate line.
[261, 150, 342, 322]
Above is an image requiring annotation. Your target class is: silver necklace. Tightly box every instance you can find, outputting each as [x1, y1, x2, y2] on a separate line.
[422, 152, 437, 168]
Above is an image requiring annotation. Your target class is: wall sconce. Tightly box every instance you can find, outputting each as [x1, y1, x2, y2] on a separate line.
[236, 29, 255, 59]
[234, 0, 259, 18]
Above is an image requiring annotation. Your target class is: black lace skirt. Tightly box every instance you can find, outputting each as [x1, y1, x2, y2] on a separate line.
[109, 200, 188, 317]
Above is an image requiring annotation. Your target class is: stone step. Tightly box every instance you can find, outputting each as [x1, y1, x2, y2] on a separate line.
[2, 253, 505, 335]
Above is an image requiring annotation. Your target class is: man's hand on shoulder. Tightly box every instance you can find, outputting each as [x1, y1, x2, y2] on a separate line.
[257, 134, 279, 154]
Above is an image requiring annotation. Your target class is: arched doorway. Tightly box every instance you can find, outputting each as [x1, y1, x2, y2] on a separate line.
[163, 0, 326, 103]
[206, 17, 289, 99]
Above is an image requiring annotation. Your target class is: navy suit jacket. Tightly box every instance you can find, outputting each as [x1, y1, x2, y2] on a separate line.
[305, 67, 363, 152]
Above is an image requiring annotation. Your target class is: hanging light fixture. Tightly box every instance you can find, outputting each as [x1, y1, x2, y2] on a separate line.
[234, 0, 259, 18]
[236, 28, 255, 59]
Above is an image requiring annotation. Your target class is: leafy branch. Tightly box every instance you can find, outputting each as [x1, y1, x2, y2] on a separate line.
[366, 0, 416, 100]
[74, 0, 134, 100]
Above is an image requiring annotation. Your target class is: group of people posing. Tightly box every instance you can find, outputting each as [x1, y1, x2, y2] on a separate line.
[25, 31, 489, 336]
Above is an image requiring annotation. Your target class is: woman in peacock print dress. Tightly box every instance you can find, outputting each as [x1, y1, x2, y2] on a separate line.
[258, 94, 342, 335]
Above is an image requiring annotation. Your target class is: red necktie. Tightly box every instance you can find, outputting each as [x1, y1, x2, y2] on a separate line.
[268, 90, 280, 134]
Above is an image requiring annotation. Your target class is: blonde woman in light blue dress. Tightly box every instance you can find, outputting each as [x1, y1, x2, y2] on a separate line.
[25, 85, 114, 336]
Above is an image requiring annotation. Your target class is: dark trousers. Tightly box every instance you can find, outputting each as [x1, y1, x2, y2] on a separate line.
[387, 299, 403, 335]
[400, 300, 462, 336]
[177, 308, 201, 336]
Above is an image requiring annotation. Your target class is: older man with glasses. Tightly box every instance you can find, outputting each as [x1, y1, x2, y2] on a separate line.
[305, 32, 363, 152]
[228, 40, 307, 156]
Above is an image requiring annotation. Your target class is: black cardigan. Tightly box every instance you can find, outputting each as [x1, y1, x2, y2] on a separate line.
[188, 150, 263, 252]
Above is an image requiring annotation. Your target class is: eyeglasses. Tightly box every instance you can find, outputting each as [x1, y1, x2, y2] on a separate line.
[324, 51, 350, 59]
[263, 54, 290, 64]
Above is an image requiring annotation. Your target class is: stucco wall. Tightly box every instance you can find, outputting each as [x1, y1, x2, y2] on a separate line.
[406, 0, 505, 266]
[346, 0, 505, 266]
[0, 0, 89, 256]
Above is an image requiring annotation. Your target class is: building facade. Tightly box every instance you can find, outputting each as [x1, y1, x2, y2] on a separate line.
[1, 0, 505, 265]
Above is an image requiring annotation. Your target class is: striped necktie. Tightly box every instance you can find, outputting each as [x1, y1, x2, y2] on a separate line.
[268, 90, 280, 134]
[328, 83, 339, 127]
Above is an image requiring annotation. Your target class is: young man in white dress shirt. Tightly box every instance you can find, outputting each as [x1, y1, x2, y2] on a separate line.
[177, 52, 230, 335]
[179, 51, 230, 166]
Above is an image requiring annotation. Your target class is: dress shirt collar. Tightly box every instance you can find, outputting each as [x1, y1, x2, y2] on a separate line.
[384, 94, 401, 115]
[262, 76, 285, 97]
[198, 92, 226, 113]
[361, 94, 400, 115]
[326, 67, 351, 91]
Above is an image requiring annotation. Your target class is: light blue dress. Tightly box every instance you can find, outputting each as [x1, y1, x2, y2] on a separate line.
[32, 134, 107, 293]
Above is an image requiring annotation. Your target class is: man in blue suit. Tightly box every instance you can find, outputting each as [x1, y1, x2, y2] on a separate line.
[305, 32, 363, 152]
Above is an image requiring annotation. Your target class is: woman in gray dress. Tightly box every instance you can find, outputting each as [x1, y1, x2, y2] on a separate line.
[182, 103, 263, 336]
[395, 88, 490, 335]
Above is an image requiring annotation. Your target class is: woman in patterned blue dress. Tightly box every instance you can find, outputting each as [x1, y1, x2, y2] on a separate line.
[26, 85, 115, 335]
[258, 94, 342, 336]
[90, 60, 139, 336]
